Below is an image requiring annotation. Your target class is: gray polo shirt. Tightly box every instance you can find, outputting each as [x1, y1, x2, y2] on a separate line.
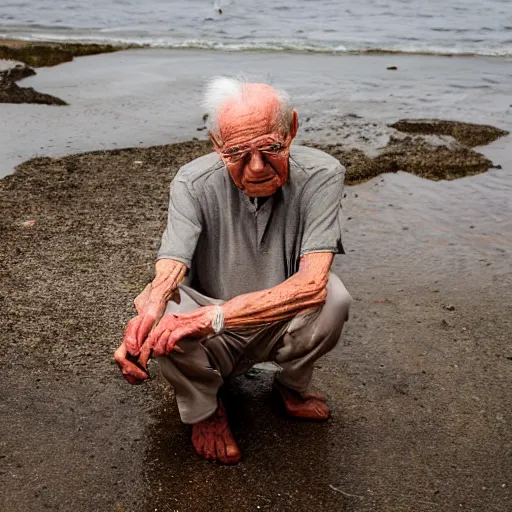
[157, 145, 346, 301]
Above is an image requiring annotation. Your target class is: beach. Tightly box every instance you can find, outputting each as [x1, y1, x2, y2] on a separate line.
[1, 46, 512, 512]
[1, 48, 512, 177]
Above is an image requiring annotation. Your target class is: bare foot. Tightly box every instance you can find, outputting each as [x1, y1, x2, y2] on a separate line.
[191, 400, 242, 464]
[273, 379, 330, 421]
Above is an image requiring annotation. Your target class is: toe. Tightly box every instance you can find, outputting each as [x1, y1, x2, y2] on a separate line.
[191, 428, 206, 458]
[215, 436, 227, 463]
[311, 400, 330, 420]
[203, 435, 217, 460]
[224, 442, 242, 464]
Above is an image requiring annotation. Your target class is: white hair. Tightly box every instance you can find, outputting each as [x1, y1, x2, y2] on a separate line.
[202, 76, 294, 143]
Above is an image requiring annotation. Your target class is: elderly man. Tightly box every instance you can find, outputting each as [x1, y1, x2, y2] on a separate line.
[114, 78, 351, 464]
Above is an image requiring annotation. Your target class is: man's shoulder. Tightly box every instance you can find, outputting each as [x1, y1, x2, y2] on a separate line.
[174, 152, 224, 191]
[289, 145, 345, 185]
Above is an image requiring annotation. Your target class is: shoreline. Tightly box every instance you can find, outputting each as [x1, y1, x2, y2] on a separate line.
[1, 47, 511, 179]
[1, 37, 511, 58]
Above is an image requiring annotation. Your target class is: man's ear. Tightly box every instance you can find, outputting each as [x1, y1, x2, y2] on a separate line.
[289, 109, 299, 140]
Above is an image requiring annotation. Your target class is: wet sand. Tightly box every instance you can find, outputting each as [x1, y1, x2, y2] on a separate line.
[1, 49, 512, 511]
[1, 48, 511, 178]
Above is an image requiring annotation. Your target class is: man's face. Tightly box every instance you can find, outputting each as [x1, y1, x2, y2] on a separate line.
[217, 131, 292, 197]
[211, 87, 298, 197]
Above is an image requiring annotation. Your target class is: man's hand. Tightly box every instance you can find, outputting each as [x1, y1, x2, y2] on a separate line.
[114, 342, 150, 385]
[113, 285, 168, 385]
[115, 258, 187, 384]
[124, 259, 186, 356]
[123, 298, 167, 357]
[145, 306, 216, 358]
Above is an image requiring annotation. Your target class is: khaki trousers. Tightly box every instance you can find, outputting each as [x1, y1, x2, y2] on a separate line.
[158, 273, 351, 424]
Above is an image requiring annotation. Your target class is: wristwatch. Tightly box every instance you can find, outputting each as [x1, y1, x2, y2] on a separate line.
[211, 305, 225, 335]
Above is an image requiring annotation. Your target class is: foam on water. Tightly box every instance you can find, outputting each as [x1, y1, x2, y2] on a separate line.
[1, 0, 511, 56]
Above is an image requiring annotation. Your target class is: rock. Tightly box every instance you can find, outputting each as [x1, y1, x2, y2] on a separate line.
[0, 41, 123, 68]
[0, 76, 67, 105]
[312, 130, 500, 184]
[389, 119, 509, 147]
[0, 64, 36, 83]
[443, 304, 455, 311]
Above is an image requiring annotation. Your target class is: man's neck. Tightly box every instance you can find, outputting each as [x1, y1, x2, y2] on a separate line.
[249, 196, 270, 210]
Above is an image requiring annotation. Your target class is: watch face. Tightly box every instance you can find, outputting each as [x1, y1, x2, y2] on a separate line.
[212, 305, 225, 335]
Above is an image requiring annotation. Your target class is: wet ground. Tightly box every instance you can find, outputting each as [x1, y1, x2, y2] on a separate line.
[1, 133, 511, 511]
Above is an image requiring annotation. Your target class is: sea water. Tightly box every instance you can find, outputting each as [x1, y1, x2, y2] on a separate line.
[1, 0, 511, 56]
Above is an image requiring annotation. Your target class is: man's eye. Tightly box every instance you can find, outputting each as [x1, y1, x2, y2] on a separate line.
[266, 144, 284, 152]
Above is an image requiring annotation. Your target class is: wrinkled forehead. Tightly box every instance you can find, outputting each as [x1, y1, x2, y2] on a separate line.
[218, 83, 281, 144]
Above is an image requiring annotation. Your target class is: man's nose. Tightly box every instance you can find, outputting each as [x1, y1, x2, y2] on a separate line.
[247, 149, 265, 172]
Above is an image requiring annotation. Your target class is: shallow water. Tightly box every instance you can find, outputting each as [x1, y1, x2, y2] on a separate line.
[1, 0, 512, 56]
[1, 49, 511, 178]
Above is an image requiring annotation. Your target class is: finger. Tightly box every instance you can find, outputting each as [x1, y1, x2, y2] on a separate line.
[166, 331, 185, 355]
[138, 340, 153, 369]
[172, 343, 185, 354]
[123, 373, 145, 385]
[120, 359, 148, 383]
[134, 313, 158, 349]
[123, 317, 143, 356]
[152, 329, 170, 359]
[114, 344, 148, 383]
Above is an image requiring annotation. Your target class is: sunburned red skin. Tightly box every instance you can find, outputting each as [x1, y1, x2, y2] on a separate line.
[273, 379, 330, 421]
[211, 83, 299, 198]
[191, 400, 241, 464]
[114, 259, 187, 383]
[114, 83, 335, 463]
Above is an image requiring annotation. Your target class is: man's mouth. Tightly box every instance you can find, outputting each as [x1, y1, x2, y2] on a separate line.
[245, 174, 276, 185]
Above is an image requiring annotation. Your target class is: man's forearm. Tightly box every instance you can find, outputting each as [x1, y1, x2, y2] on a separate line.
[136, 259, 187, 313]
[221, 252, 333, 329]
[152, 259, 187, 300]
[140, 253, 334, 359]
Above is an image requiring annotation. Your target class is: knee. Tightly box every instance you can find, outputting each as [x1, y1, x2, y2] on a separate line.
[326, 273, 352, 323]
[310, 274, 351, 351]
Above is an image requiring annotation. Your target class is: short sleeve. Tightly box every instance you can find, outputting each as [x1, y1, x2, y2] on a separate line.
[156, 178, 203, 267]
[300, 170, 345, 256]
